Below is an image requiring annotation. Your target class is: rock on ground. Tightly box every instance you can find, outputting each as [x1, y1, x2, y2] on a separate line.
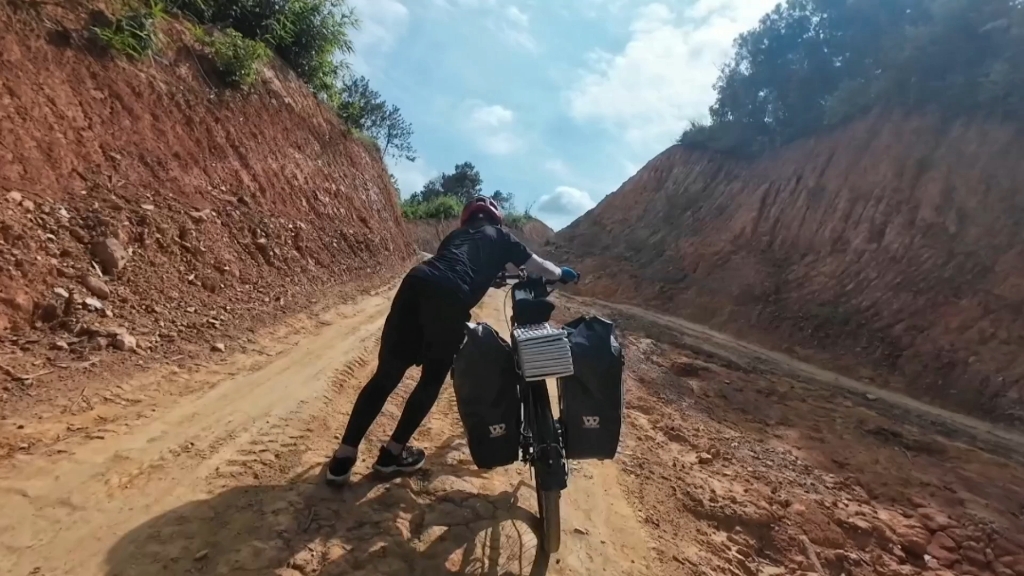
[114, 333, 137, 352]
[90, 238, 129, 276]
[80, 275, 111, 300]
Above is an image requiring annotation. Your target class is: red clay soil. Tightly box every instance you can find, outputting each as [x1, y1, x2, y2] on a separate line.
[0, 1, 413, 456]
[551, 111, 1024, 428]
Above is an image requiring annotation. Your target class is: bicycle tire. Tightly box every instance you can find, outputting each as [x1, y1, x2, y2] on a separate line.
[528, 383, 564, 553]
[537, 488, 561, 553]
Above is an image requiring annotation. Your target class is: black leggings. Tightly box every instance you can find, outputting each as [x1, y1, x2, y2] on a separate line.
[341, 355, 453, 447]
[341, 275, 469, 449]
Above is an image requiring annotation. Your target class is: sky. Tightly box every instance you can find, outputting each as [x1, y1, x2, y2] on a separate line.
[346, 0, 779, 230]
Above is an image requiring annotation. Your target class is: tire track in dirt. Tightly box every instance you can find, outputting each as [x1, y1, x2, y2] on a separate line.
[0, 285, 652, 576]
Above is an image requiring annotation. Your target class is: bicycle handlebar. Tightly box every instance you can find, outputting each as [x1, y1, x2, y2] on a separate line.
[492, 268, 580, 289]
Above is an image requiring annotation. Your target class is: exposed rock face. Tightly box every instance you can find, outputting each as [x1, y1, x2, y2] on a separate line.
[551, 111, 1024, 426]
[0, 0, 414, 399]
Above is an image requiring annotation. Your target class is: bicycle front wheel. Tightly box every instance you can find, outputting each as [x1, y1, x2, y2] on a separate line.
[528, 382, 565, 553]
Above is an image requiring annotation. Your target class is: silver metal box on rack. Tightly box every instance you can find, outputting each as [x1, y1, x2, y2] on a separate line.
[512, 323, 575, 381]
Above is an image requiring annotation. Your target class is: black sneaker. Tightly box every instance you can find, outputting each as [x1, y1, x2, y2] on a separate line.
[325, 455, 355, 486]
[372, 445, 426, 474]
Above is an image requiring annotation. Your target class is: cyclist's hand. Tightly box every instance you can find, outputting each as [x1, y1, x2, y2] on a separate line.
[559, 267, 580, 284]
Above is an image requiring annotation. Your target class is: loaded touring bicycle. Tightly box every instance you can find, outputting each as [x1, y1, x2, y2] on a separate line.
[451, 268, 625, 553]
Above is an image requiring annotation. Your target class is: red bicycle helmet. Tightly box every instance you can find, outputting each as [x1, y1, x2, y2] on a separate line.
[460, 196, 504, 227]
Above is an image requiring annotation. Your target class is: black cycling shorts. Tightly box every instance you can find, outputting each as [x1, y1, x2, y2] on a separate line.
[378, 274, 471, 367]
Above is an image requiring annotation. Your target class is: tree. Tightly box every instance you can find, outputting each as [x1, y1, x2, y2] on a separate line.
[401, 162, 535, 224]
[418, 177, 444, 201]
[336, 76, 377, 129]
[419, 162, 483, 203]
[336, 75, 417, 161]
[490, 190, 515, 211]
[372, 104, 416, 161]
[678, 0, 1024, 157]
[440, 162, 484, 203]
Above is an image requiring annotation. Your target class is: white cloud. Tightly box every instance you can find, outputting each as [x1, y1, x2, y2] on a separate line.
[492, 5, 538, 52]
[389, 157, 437, 197]
[349, 0, 409, 52]
[464, 102, 524, 155]
[348, 0, 409, 73]
[538, 186, 596, 215]
[502, 27, 539, 52]
[470, 103, 514, 127]
[535, 186, 597, 229]
[566, 0, 777, 149]
[541, 157, 635, 202]
[505, 6, 530, 26]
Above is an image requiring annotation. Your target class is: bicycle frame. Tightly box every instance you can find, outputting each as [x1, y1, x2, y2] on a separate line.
[518, 376, 568, 492]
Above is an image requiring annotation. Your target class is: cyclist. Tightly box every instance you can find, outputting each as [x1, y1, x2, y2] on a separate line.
[326, 196, 579, 485]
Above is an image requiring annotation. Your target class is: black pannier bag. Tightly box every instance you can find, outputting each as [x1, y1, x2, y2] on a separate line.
[452, 322, 521, 469]
[558, 316, 624, 461]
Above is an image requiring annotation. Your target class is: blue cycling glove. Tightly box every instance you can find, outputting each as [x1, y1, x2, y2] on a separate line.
[559, 266, 580, 284]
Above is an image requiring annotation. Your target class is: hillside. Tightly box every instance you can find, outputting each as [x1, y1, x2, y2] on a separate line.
[405, 217, 554, 255]
[551, 111, 1024, 426]
[0, 2, 412, 418]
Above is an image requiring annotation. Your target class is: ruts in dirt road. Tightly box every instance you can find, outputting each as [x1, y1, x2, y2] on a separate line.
[0, 284, 649, 576]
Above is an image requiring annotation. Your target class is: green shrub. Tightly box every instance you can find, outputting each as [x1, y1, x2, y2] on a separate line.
[504, 212, 532, 228]
[167, 0, 356, 99]
[504, 202, 535, 228]
[94, 1, 167, 59]
[401, 195, 463, 221]
[198, 28, 271, 88]
[402, 194, 538, 227]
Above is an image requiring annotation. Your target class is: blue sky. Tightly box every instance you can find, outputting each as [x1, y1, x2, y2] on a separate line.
[347, 0, 778, 230]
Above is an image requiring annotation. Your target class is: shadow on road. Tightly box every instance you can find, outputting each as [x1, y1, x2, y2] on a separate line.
[105, 438, 551, 576]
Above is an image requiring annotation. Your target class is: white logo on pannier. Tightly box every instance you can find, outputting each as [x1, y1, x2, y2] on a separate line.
[489, 424, 507, 437]
[582, 416, 600, 429]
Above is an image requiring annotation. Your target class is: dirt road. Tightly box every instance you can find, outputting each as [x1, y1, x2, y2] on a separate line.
[0, 282, 650, 576]
[3, 282, 1024, 576]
